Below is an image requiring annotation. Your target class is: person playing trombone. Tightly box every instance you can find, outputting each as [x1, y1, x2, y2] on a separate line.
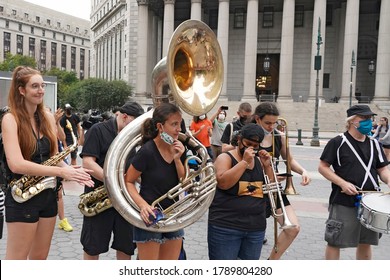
[318, 104, 390, 260]
[252, 102, 311, 260]
[208, 123, 274, 260]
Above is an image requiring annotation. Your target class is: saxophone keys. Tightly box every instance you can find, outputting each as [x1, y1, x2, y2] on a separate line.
[14, 187, 23, 197]
[29, 186, 38, 195]
[36, 183, 44, 191]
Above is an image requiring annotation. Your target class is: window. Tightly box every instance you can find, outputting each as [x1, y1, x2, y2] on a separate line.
[47, 19, 51, 25]
[51, 42, 57, 68]
[71, 47, 76, 71]
[0, 6, 4, 13]
[5, 20, 9, 28]
[80, 48, 85, 80]
[67, 24, 70, 30]
[72, 37, 75, 43]
[17, 35, 23, 55]
[29, 37, 35, 57]
[263, 6, 274, 28]
[53, 32, 56, 39]
[36, 16, 40, 23]
[42, 29, 45, 37]
[76, 27, 79, 32]
[295, 5, 304, 27]
[25, 13, 29, 19]
[61, 44, 67, 69]
[12, 10, 17, 15]
[63, 34, 66, 41]
[19, 23, 22, 31]
[323, 73, 330, 88]
[40, 40, 47, 71]
[31, 26, 34, 34]
[326, 4, 332, 26]
[3, 32, 11, 58]
[234, 8, 245, 29]
[57, 22, 61, 28]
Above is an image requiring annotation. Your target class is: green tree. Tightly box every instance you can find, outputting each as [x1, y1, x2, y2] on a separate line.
[0, 53, 37, 71]
[43, 68, 79, 104]
[65, 78, 133, 112]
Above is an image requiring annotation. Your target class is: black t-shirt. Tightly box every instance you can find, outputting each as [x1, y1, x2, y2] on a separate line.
[259, 129, 282, 160]
[60, 114, 81, 145]
[80, 117, 117, 192]
[320, 131, 388, 207]
[220, 119, 246, 145]
[131, 139, 186, 210]
[208, 152, 267, 231]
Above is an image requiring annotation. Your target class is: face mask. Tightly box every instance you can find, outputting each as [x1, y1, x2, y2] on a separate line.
[240, 116, 249, 124]
[199, 115, 206, 120]
[262, 126, 271, 136]
[355, 119, 373, 135]
[218, 114, 225, 122]
[160, 130, 174, 145]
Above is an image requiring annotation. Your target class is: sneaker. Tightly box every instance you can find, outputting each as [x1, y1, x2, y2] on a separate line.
[58, 218, 73, 232]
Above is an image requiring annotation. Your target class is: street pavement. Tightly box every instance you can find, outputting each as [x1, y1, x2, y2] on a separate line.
[0, 135, 389, 260]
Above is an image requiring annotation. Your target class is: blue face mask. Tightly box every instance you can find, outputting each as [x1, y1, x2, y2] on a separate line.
[356, 119, 373, 135]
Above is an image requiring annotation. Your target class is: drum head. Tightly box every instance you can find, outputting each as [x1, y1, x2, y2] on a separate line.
[361, 193, 390, 213]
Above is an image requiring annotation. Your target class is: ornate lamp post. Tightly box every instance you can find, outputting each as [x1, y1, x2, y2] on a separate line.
[310, 18, 322, 147]
[349, 50, 356, 108]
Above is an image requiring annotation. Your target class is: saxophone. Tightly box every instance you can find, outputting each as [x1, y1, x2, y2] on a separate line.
[10, 120, 78, 203]
[78, 186, 112, 216]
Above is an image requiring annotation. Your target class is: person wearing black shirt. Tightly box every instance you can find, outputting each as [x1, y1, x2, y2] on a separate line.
[319, 104, 390, 260]
[125, 103, 186, 260]
[80, 101, 144, 260]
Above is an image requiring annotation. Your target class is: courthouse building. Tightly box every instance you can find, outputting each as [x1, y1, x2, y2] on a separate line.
[0, 0, 91, 79]
[90, 0, 389, 105]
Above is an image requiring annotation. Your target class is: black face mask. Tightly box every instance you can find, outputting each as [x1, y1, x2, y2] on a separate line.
[239, 142, 259, 156]
[65, 109, 72, 115]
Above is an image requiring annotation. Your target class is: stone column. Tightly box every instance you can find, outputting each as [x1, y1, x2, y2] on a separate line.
[340, 0, 359, 100]
[309, 0, 327, 100]
[191, 0, 202, 21]
[136, 0, 149, 95]
[243, 0, 259, 99]
[217, 0, 230, 98]
[374, 0, 390, 100]
[163, 0, 175, 56]
[278, 0, 295, 100]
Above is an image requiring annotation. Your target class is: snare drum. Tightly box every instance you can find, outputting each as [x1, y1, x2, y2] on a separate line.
[358, 193, 390, 234]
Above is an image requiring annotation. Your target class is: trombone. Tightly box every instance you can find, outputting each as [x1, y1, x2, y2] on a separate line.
[263, 162, 297, 253]
[273, 117, 298, 195]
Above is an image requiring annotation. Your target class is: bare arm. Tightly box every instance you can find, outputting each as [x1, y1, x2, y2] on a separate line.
[82, 156, 103, 183]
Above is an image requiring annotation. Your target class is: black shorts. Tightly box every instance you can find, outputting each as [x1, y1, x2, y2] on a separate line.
[266, 193, 291, 218]
[5, 188, 58, 223]
[81, 207, 136, 256]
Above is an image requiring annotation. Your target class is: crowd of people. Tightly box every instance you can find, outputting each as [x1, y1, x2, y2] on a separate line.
[0, 66, 389, 261]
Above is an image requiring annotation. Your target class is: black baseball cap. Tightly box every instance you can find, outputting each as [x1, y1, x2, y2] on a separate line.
[347, 104, 376, 117]
[119, 101, 144, 117]
[240, 123, 264, 143]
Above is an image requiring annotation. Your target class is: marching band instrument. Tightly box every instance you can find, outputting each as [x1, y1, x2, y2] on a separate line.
[274, 117, 298, 195]
[10, 120, 78, 203]
[78, 186, 112, 216]
[263, 154, 297, 253]
[358, 192, 390, 234]
[103, 20, 223, 232]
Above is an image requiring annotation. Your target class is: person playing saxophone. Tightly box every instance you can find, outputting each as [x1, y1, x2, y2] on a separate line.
[2, 66, 93, 260]
[80, 101, 144, 260]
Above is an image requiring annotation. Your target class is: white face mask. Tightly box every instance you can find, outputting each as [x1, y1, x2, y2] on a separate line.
[199, 115, 206, 120]
[218, 114, 226, 121]
[262, 126, 271, 136]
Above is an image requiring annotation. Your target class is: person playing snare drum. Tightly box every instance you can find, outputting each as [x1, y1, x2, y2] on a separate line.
[318, 104, 390, 260]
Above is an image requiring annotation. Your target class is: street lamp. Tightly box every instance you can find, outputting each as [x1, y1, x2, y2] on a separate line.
[310, 17, 322, 147]
[368, 60, 375, 75]
[349, 50, 356, 108]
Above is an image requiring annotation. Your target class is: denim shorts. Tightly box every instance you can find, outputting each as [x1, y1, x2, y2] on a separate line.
[325, 204, 379, 248]
[133, 226, 184, 244]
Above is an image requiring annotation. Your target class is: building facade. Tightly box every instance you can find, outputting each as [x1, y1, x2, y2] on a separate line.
[91, 0, 389, 104]
[0, 0, 91, 79]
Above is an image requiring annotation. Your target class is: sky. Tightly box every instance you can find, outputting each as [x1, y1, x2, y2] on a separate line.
[25, 0, 91, 20]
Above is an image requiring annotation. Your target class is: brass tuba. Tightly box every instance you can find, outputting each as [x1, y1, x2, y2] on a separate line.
[103, 20, 223, 232]
[274, 117, 298, 195]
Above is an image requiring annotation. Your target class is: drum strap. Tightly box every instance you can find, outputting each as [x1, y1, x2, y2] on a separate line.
[338, 134, 381, 191]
